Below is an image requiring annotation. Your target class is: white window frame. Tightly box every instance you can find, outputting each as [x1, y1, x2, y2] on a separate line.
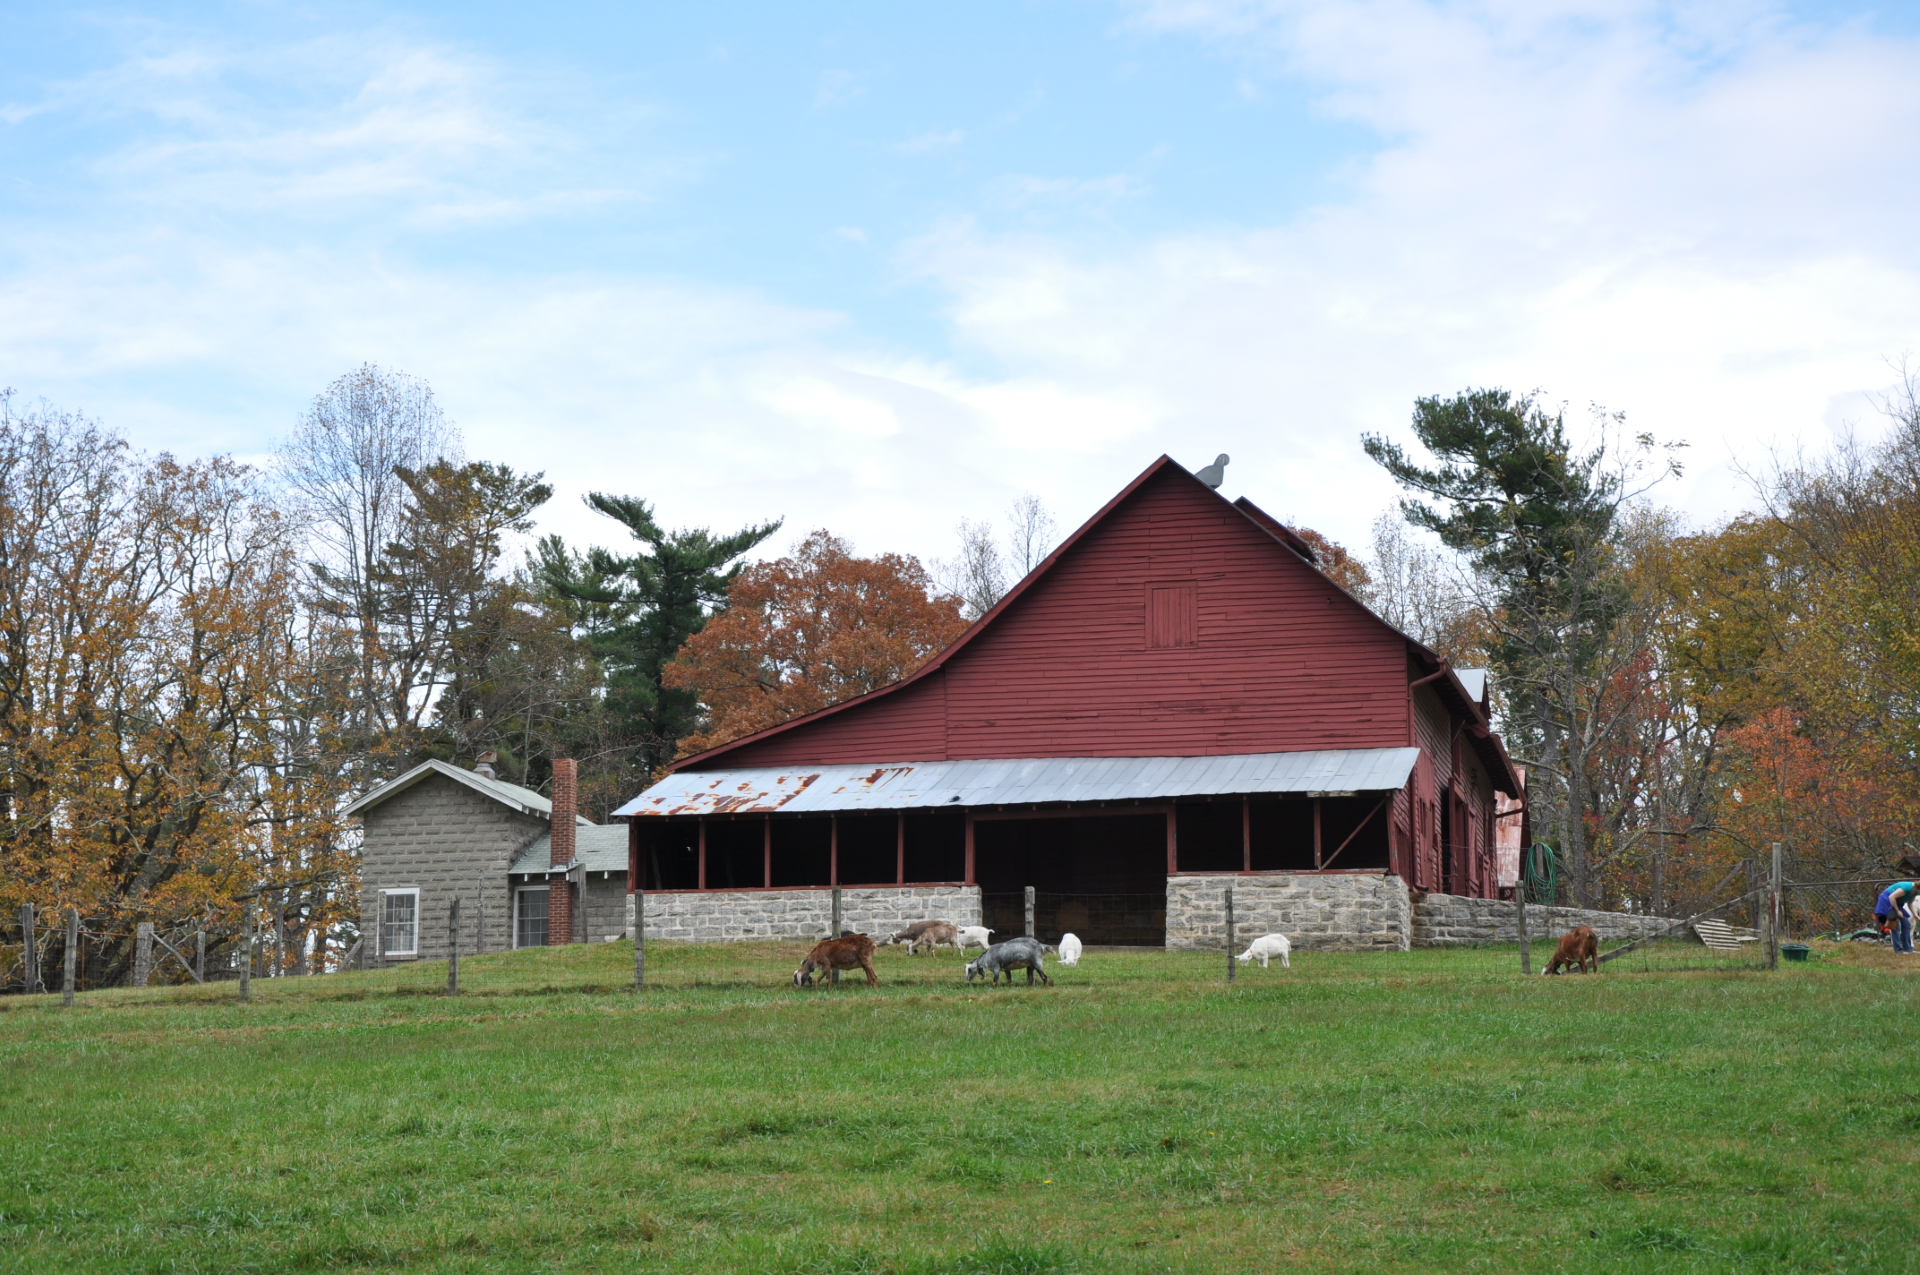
[379, 887, 420, 958]
[514, 885, 550, 950]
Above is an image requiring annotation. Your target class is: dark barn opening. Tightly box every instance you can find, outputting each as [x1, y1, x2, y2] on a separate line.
[974, 813, 1167, 946]
[836, 813, 897, 885]
[771, 817, 831, 886]
[1321, 796, 1391, 870]
[705, 819, 761, 889]
[1174, 801, 1242, 871]
[904, 810, 966, 882]
[642, 821, 699, 891]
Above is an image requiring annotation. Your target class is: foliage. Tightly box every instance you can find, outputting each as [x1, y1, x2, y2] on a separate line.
[666, 530, 969, 756]
[5, 942, 1917, 1272]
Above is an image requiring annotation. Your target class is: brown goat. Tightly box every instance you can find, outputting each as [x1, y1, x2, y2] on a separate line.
[1542, 924, 1599, 975]
[794, 934, 878, 988]
[909, 922, 959, 954]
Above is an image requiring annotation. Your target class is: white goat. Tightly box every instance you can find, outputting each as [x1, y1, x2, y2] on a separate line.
[955, 925, 994, 951]
[1237, 933, 1291, 968]
[1057, 933, 1083, 966]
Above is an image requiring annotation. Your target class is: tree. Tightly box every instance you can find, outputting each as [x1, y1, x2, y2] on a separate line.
[1364, 388, 1682, 905]
[937, 493, 1058, 621]
[665, 530, 969, 756]
[546, 495, 781, 777]
[1291, 526, 1372, 597]
[1357, 513, 1486, 666]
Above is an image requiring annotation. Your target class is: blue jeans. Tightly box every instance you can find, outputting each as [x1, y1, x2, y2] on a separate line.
[1897, 914, 1914, 953]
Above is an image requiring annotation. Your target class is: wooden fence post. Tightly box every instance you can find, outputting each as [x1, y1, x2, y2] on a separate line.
[830, 886, 843, 985]
[19, 903, 37, 994]
[1517, 885, 1530, 975]
[239, 904, 253, 1004]
[1225, 887, 1236, 984]
[447, 897, 460, 996]
[63, 909, 78, 1007]
[634, 887, 646, 990]
[195, 931, 205, 983]
[1767, 843, 1782, 971]
[134, 921, 154, 988]
[1024, 886, 1035, 939]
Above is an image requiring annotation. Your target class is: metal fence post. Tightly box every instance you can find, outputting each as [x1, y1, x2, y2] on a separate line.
[63, 909, 78, 1007]
[1024, 886, 1035, 939]
[195, 931, 206, 983]
[1767, 843, 1782, 970]
[19, 903, 37, 994]
[239, 904, 253, 1003]
[830, 886, 843, 984]
[447, 897, 460, 996]
[134, 921, 154, 987]
[1225, 886, 1236, 984]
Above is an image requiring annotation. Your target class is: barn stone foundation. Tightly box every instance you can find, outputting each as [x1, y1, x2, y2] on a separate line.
[625, 885, 981, 944]
[1411, 893, 1679, 946]
[1166, 873, 1413, 952]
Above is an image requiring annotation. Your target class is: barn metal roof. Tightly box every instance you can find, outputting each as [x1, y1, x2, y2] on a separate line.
[614, 747, 1420, 818]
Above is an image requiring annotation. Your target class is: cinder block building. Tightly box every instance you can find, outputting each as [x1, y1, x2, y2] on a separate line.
[347, 757, 627, 966]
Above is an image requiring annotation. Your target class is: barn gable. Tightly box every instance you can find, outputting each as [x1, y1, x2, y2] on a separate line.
[685, 456, 1421, 770]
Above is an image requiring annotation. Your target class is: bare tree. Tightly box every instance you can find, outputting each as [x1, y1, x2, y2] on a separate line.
[1360, 514, 1485, 665]
[1007, 492, 1058, 576]
[276, 365, 462, 771]
[937, 518, 1008, 621]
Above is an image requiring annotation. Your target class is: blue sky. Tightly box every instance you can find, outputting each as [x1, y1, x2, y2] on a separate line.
[4, 1, 1919, 563]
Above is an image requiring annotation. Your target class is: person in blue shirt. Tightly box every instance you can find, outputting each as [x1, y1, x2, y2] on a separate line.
[1875, 881, 1917, 953]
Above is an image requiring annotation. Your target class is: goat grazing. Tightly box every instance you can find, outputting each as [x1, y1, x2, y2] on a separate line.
[955, 925, 993, 951]
[909, 922, 959, 954]
[1056, 933, 1083, 966]
[964, 936, 1052, 987]
[794, 934, 878, 988]
[1236, 933, 1291, 968]
[886, 920, 945, 949]
[1542, 925, 1598, 975]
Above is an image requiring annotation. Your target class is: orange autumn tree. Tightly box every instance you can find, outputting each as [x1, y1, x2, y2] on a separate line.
[665, 530, 969, 757]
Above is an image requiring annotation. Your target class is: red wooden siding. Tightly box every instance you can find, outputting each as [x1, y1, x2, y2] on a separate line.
[707, 465, 1412, 766]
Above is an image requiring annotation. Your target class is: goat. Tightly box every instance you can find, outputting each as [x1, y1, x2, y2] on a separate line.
[886, 920, 946, 949]
[964, 936, 1052, 987]
[1542, 925, 1599, 975]
[794, 934, 878, 988]
[909, 922, 959, 954]
[1236, 933, 1291, 968]
[1056, 933, 1083, 966]
[955, 925, 993, 951]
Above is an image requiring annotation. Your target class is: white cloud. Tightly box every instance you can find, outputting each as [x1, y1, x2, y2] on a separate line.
[895, 128, 966, 154]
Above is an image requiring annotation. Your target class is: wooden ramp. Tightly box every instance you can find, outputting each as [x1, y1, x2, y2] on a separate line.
[1694, 919, 1761, 951]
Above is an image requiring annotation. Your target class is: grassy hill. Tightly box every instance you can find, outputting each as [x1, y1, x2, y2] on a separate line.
[2, 939, 1915, 1273]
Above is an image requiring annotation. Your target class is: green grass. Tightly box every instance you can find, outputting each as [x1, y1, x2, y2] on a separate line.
[2, 938, 1916, 1273]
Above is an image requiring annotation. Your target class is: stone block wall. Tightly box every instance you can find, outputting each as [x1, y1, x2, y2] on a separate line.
[359, 773, 548, 965]
[626, 885, 982, 944]
[1167, 873, 1412, 952]
[1411, 893, 1681, 946]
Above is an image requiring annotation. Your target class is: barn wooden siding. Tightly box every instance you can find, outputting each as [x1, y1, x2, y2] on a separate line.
[704, 462, 1411, 768]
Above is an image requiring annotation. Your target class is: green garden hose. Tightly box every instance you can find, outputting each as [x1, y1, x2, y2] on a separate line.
[1523, 841, 1557, 906]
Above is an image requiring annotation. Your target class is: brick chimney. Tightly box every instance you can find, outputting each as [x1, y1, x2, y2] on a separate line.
[547, 758, 578, 946]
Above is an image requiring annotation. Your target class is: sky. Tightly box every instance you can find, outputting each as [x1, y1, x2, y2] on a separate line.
[3, 0, 1918, 567]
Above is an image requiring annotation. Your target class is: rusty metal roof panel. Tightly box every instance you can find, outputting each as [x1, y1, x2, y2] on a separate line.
[612, 747, 1420, 817]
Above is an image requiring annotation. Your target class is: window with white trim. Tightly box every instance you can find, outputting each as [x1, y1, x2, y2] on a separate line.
[380, 888, 419, 957]
[515, 886, 549, 949]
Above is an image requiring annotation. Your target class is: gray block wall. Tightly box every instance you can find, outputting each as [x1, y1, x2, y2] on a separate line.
[627, 885, 982, 944]
[1411, 893, 1682, 945]
[1167, 873, 1413, 952]
[359, 773, 549, 965]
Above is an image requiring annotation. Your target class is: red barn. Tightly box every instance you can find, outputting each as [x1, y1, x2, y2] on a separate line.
[615, 455, 1521, 950]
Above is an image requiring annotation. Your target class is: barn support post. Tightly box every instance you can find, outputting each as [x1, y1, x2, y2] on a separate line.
[1024, 886, 1035, 939]
[134, 921, 153, 988]
[697, 819, 708, 891]
[763, 818, 773, 888]
[1241, 797, 1251, 873]
[447, 897, 460, 997]
[1225, 887, 1236, 984]
[1166, 810, 1178, 875]
[964, 813, 976, 885]
[1767, 842, 1782, 971]
[63, 909, 78, 1007]
[896, 812, 906, 885]
[1313, 799, 1323, 870]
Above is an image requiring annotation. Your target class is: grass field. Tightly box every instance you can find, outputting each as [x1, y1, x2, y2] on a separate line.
[3, 937, 1917, 1274]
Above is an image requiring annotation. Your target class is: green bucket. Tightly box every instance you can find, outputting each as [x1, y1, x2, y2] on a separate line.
[1781, 943, 1810, 963]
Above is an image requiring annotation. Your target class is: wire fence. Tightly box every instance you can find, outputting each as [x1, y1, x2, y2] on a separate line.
[980, 892, 1168, 947]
